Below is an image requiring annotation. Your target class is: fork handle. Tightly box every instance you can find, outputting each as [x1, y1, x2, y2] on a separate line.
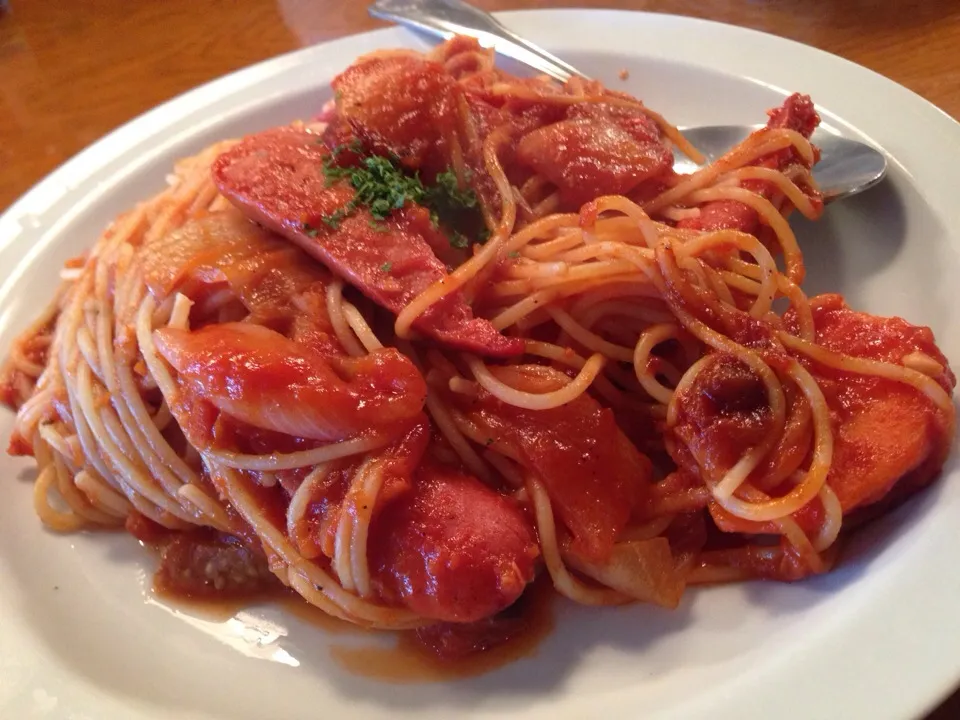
[368, 0, 587, 83]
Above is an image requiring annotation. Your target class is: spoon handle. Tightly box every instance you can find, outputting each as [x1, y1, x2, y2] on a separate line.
[368, 0, 587, 82]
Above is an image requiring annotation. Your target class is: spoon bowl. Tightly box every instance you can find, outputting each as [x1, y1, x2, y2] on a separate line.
[369, 0, 888, 205]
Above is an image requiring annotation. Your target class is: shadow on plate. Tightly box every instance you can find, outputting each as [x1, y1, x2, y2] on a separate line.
[794, 176, 907, 299]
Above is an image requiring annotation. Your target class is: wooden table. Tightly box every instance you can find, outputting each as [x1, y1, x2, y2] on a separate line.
[1, 0, 959, 716]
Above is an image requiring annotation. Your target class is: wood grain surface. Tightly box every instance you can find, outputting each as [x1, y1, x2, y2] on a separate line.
[1, 0, 959, 717]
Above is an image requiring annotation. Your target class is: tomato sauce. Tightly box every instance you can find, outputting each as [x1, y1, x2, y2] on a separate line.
[147, 526, 555, 681]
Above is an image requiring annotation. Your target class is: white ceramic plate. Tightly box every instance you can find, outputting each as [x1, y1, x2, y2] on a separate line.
[2, 9, 959, 720]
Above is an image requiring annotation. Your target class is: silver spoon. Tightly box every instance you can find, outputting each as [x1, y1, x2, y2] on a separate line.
[369, 0, 888, 204]
[674, 125, 887, 204]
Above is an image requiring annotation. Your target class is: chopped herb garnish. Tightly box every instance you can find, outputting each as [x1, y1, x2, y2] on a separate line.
[508, 250, 520, 258]
[321, 208, 351, 230]
[426, 168, 486, 247]
[449, 232, 470, 249]
[320, 144, 487, 246]
[302, 222, 319, 237]
[430, 168, 478, 211]
[485, 437, 495, 446]
[322, 162, 351, 188]
[323, 139, 363, 173]
[359, 156, 429, 220]
[380, 262, 392, 272]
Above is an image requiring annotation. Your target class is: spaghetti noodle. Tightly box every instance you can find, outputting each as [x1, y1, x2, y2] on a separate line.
[1, 36, 954, 660]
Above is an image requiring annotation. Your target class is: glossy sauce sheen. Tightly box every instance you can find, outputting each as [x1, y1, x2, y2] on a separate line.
[154, 574, 361, 634]
[154, 322, 427, 444]
[369, 461, 540, 623]
[144, 515, 547, 679]
[3, 2, 959, 716]
[329, 579, 555, 682]
[517, 116, 672, 208]
[790, 294, 955, 509]
[212, 127, 523, 358]
[153, 552, 554, 682]
[450, 364, 652, 563]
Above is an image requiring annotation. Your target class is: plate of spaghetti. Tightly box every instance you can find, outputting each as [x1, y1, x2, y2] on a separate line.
[1, 9, 959, 720]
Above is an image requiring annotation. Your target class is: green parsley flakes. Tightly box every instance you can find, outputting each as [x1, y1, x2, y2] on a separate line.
[319, 145, 486, 247]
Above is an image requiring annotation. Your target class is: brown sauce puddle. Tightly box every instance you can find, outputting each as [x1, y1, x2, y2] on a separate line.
[153, 575, 555, 682]
[330, 579, 555, 682]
